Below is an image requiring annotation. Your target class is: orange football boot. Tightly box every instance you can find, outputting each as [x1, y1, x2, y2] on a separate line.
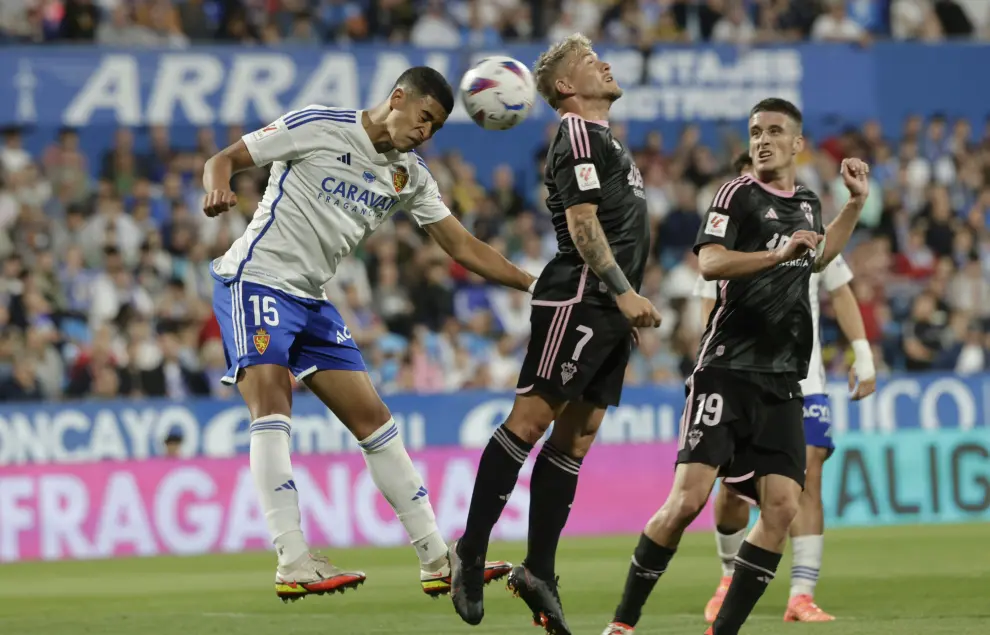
[784, 594, 835, 622]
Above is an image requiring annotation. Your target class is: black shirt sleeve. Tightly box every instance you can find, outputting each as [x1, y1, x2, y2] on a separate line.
[550, 118, 608, 209]
[694, 179, 750, 255]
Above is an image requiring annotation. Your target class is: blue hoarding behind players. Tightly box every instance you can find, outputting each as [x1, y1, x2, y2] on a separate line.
[0, 372, 986, 465]
[1, 43, 988, 188]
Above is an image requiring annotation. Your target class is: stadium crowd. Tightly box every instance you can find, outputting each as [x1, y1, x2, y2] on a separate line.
[1, 109, 988, 403]
[0, 1, 989, 403]
[2, 0, 990, 47]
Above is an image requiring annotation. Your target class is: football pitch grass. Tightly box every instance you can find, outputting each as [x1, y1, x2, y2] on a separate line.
[1, 523, 986, 635]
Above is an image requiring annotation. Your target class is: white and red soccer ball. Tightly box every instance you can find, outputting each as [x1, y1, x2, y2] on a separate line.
[459, 56, 536, 131]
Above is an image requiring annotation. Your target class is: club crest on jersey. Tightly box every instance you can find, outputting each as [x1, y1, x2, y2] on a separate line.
[253, 328, 270, 355]
[800, 201, 813, 226]
[392, 165, 409, 193]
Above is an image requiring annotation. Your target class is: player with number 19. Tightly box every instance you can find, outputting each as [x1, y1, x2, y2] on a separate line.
[203, 67, 535, 603]
[692, 153, 877, 625]
[601, 98, 872, 635]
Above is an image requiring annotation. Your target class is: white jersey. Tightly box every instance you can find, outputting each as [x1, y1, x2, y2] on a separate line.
[212, 105, 450, 300]
[692, 254, 853, 395]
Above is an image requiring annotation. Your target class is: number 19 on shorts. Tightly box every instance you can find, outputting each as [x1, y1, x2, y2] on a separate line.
[694, 393, 723, 426]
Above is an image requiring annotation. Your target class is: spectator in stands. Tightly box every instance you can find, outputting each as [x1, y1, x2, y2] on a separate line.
[164, 430, 184, 458]
[812, 0, 870, 43]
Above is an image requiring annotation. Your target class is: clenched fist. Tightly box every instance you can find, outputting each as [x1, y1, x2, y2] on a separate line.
[203, 190, 238, 218]
[616, 291, 662, 328]
[840, 158, 870, 199]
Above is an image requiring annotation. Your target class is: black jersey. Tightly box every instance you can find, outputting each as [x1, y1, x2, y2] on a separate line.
[534, 114, 650, 307]
[693, 175, 825, 379]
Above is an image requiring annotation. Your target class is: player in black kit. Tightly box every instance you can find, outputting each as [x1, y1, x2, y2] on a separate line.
[448, 34, 661, 634]
[600, 98, 871, 635]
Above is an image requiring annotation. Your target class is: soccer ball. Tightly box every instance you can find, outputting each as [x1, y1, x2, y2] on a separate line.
[459, 56, 536, 131]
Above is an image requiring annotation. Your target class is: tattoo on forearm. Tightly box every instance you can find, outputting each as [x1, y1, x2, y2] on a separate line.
[571, 213, 632, 295]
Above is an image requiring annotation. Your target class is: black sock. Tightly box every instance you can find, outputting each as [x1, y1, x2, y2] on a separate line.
[459, 424, 533, 562]
[613, 534, 676, 627]
[712, 541, 782, 635]
[524, 442, 583, 579]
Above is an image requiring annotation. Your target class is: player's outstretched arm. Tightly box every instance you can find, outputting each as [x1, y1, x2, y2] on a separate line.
[815, 158, 869, 272]
[830, 282, 876, 400]
[423, 216, 536, 292]
[203, 140, 255, 217]
[566, 203, 661, 328]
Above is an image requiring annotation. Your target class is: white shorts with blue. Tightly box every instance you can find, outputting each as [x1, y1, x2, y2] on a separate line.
[212, 278, 365, 385]
[803, 393, 835, 455]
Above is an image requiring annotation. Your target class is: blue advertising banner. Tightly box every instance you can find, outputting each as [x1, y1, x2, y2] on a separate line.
[824, 427, 990, 527]
[1, 43, 985, 187]
[0, 372, 987, 466]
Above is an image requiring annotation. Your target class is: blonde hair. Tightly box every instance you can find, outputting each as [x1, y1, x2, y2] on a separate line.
[533, 33, 593, 110]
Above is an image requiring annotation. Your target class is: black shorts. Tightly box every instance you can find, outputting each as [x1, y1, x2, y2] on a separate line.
[517, 302, 632, 407]
[676, 366, 806, 501]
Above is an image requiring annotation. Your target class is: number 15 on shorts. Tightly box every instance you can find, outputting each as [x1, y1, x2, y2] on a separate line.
[248, 294, 279, 326]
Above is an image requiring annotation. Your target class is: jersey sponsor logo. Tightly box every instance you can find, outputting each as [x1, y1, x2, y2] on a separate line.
[705, 212, 728, 237]
[318, 176, 398, 221]
[363, 170, 375, 183]
[575, 164, 600, 191]
[765, 208, 778, 220]
[392, 165, 409, 193]
[252, 123, 278, 141]
[253, 328, 270, 355]
[804, 403, 831, 423]
[336, 327, 352, 344]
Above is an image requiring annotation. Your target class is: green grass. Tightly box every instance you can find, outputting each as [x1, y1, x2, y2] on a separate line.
[1, 524, 987, 634]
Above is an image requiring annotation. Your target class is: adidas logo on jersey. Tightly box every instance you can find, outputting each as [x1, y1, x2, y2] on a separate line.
[765, 208, 778, 220]
[336, 152, 351, 165]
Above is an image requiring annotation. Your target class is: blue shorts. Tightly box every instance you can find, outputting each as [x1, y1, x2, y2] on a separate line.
[802, 393, 834, 453]
[212, 279, 365, 385]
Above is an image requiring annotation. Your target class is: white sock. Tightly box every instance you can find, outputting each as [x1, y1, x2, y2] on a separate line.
[715, 528, 747, 577]
[359, 418, 448, 568]
[790, 534, 824, 597]
[250, 415, 309, 567]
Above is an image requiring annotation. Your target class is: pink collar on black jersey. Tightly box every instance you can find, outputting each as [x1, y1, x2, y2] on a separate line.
[745, 174, 796, 198]
[561, 112, 609, 128]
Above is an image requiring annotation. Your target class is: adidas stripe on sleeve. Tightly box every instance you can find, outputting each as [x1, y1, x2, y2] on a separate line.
[243, 106, 357, 167]
[551, 113, 607, 210]
[694, 175, 750, 254]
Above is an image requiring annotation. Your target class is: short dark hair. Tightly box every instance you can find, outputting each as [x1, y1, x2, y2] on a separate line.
[750, 98, 803, 128]
[732, 152, 753, 174]
[395, 66, 454, 115]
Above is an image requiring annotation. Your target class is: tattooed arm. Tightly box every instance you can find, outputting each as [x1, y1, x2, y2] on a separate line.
[566, 203, 631, 295]
[566, 203, 661, 327]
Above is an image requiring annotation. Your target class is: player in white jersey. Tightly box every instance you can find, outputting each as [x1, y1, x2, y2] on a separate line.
[202, 67, 535, 602]
[692, 154, 876, 623]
